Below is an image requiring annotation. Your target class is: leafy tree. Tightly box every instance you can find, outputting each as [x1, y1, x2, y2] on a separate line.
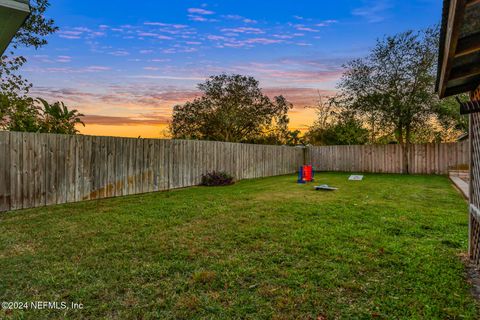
[0, 0, 58, 132]
[306, 110, 370, 146]
[435, 94, 469, 135]
[0, 96, 40, 132]
[285, 130, 303, 146]
[252, 129, 304, 146]
[337, 28, 440, 172]
[171, 74, 293, 143]
[37, 98, 85, 134]
[326, 113, 370, 145]
[1, 0, 57, 92]
[0, 97, 85, 134]
[1, 0, 57, 97]
[306, 94, 336, 130]
[305, 94, 369, 146]
[251, 96, 299, 145]
[0, 1, 85, 136]
[12, 0, 58, 50]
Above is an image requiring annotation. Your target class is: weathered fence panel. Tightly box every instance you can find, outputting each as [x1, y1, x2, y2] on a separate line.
[0, 132, 304, 212]
[307, 141, 469, 174]
[1, 131, 471, 213]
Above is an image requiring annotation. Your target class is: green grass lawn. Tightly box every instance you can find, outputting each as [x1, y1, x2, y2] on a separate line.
[0, 173, 478, 319]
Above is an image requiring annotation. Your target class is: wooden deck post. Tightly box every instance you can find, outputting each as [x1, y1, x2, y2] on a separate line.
[469, 85, 480, 261]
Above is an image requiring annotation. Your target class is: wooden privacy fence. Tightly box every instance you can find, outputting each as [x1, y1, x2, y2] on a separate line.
[307, 141, 470, 174]
[0, 131, 471, 213]
[0, 131, 304, 212]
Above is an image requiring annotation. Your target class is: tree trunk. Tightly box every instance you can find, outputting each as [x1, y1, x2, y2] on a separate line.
[396, 126, 409, 174]
[404, 125, 411, 174]
[370, 114, 376, 144]
[401, 143, 409, 174]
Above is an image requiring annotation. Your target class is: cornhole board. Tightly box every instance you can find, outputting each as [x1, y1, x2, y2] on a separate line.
[349, 175, 364, 181]
[315, 185, 338, 191]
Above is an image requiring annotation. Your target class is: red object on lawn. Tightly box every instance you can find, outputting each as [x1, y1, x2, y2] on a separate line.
[303, 165, 313, 182]
[298, 165, 314, 183]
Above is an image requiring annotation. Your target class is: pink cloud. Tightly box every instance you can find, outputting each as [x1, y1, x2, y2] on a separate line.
[25, 66, 111, 74]
[188, 15, 218, 22]
[108, 50, 130, 56]
[221, 27, 265, 34]
[32, 84, 202, 112]
[84, 66, 111, 72]
[56, 55, 72, 63]
[58, 35, 81, 39]
[73, 27, 92, 32]
[144, 22, 188, 29]
[266, 70, 342, 83]
[272, 34, 295, 39]
[244, 38, 284, 45]
[188, 8, 215, 15]
[223, 14, 243, 20]
[129, 75, 205, 81]
[138, 32, 174, 40]
[229, 61, 343, 85]
[58, 30, 83, 39]
[316, 20, 338, 27]
[295, 25, 319, 33]
[82, 114, 170, 126]
[263, 87, 336, 107]
[223, 15, 258, 24]
[57, 27, 106, 40]
[207, 35, 229, 41]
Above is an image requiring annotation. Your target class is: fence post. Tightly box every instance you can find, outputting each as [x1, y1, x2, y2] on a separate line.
[303, 146, 309, 166]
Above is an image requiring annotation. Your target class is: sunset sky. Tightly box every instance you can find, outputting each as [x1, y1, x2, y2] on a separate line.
[17, 0, 442, 138]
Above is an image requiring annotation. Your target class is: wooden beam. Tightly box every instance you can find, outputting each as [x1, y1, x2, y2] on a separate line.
[439, 0, 467, 98]
[455, 32, 480, 57]
[445, 80, 480, 96]
[450, 63, 480, 80]
[466, 0, 480, 7]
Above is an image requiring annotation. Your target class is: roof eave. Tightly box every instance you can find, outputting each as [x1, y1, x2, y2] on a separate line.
[0, 0, 31, 56]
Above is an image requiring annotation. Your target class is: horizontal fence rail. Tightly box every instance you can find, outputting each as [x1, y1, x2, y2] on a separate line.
[0, 132, 304, 212]
[307, 142, 469, 174]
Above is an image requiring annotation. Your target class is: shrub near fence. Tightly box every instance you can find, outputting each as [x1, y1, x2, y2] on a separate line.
[307, 142, 469, 174]
[0, 132, 304, 212]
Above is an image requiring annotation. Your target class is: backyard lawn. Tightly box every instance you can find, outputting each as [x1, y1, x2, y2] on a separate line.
[0, 173, 478, 319]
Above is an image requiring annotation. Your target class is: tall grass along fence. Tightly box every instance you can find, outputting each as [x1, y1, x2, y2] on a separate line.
[0, 131, 304, 212]
[307, 141, 469, 175]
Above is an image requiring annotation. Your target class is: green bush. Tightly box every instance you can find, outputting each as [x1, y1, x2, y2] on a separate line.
[201, 171, 235, 186]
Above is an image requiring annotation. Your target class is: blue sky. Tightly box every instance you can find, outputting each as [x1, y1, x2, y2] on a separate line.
[18, 0, 442, 137]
